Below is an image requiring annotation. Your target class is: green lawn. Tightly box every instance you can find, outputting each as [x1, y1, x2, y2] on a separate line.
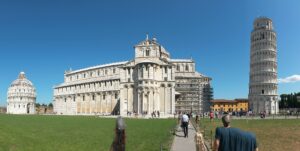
[0, 114, 176, 151]
[200, 118, 300, 151]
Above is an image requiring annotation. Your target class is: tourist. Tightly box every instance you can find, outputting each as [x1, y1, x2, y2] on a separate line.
[195, 114, 199, 124]
[181, 113, 189, 138]
[210, 111, 214, 122]
[110, 116, 126, 151]
[214, 115, 258, 151]
[215, 111, 219, 119]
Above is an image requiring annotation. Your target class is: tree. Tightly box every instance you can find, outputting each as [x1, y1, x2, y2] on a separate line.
[35, 103, 41, 108]
[279, 92, 300, 108]
[48, 103, 53, 108]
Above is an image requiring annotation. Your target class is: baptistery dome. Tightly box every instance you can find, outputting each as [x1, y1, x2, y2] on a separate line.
[7, 72, 36, 114]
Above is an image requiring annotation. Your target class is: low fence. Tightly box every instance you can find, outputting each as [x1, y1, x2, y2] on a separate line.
[190, 117, 209, 151]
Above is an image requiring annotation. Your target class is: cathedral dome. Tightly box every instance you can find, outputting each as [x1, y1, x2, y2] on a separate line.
[8, 72, 36, 96]
[7, 72, 36, 114]
[10, 72, 34, 87]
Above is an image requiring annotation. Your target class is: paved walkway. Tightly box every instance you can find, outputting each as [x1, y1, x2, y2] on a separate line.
[171, 124, 196, 151]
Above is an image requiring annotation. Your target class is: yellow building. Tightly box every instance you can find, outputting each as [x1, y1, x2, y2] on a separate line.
[211, 99, 248, 112]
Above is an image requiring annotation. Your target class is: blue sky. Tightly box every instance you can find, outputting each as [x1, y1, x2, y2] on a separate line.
[0, 0, 299, 106]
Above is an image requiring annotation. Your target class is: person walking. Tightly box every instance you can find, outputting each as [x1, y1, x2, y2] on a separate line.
[181, 113, 189, 138]
[214, 115, 258, 151]
[195, 114, 199, 124]
[210, 111, 214, 122]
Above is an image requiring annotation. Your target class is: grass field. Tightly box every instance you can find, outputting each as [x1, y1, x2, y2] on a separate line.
[200, 118, 300, 151]
[0, 114, 176, 151]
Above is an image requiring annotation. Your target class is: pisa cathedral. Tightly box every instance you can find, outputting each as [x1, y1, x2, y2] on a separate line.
[249, 17, 279, 114]
[53, 37, 213, 116]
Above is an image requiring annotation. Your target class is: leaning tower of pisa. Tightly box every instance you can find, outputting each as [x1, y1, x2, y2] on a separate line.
[249, 17, 279, 114]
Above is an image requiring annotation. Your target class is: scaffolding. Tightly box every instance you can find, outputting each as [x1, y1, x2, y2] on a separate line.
[175, 77, 213, 114]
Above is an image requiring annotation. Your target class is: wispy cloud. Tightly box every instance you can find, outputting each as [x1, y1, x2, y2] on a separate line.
[278, 75, 300, 83]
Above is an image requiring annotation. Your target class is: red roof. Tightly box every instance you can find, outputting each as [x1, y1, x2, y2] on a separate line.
[211, 99, 248, 103]
[211, 99, 237, 103]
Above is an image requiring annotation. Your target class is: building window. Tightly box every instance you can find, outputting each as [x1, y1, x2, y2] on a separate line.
[83, 95, 85, 101]
[165, 67, 167, 73]
[73, 97, 76, 102]
[115, 93, 118, 99]
[113, 68, 116, 74]
[185, 65, 189, 71]
[83, 73, 86, 78]
[146, 49, 150, 56]
[262, 89, 264, 94]
[92, 95, 95, 101]
[177, 65, 180, 71]
[103, 94, 106, 100]
[105, 69, 108, 75]
[65, 98, 67, 102]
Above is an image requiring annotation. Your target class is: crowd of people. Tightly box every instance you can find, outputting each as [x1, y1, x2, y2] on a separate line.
[206, 110, 272, 120]
[126, 110, 161, 118]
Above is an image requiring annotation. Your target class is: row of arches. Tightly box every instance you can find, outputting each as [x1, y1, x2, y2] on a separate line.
[251, 41, 277, 50]
[251, 31, 276, 42]
[55, 80, 120, 95]
[66, 65, 121, 83]
[251, 50, 276, 60]
[54, 91, 120, 115]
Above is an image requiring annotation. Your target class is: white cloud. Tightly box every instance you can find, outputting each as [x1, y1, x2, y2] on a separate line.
[278, 75, 300, 83]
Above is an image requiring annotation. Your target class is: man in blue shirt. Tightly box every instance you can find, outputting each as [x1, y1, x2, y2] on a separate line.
[213, 115, 258, 151]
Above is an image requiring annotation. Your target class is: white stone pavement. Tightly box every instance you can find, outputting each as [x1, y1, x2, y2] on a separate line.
[171, 124, 196, 151]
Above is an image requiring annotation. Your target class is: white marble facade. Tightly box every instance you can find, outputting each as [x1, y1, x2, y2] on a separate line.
[249, 17, 279, 114]
[53, 37, 212, 116]
[7, 72, 36, 114]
